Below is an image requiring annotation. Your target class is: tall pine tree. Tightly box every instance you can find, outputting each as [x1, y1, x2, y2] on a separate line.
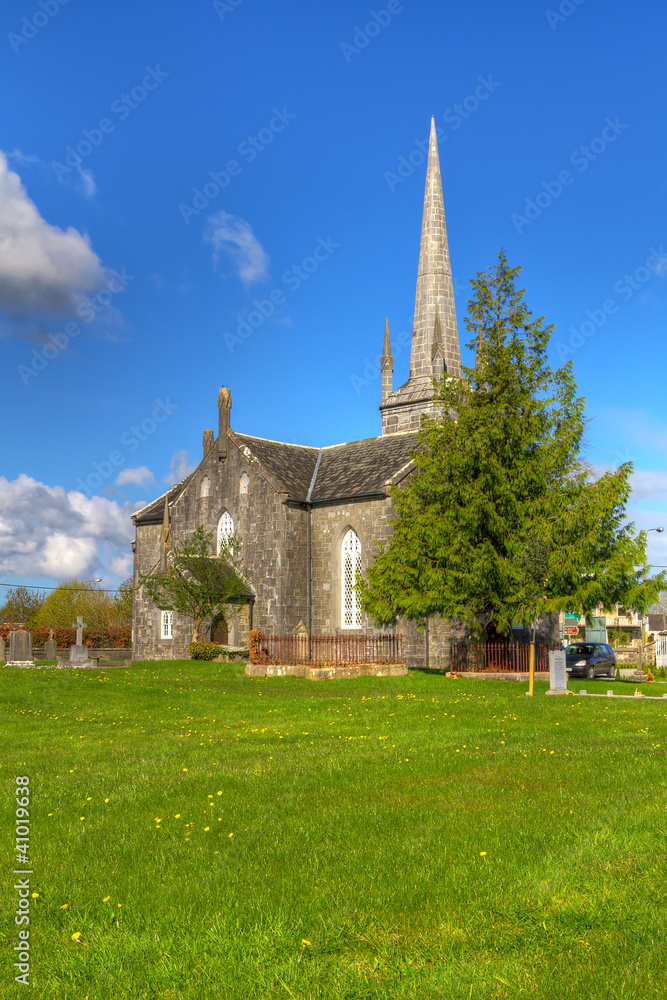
[358, 251, 664, 638]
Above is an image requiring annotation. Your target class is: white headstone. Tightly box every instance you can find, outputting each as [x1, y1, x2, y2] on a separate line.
[547, 649, 568, 695]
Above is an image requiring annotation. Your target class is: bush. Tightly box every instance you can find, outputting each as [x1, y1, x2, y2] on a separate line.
[0, 624, 131, 647]
[646, 667, 656, 682]
[189, 641, 220, 661]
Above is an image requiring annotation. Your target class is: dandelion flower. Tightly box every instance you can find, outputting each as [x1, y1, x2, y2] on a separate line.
[175, 814, 181, 819]
[103, 897, 110, 903]
[217, 791, 222, 796]
[79, 817, 85, 821]
[480, 851, 487, 857]
[60, 903, 68, 910]
[302, 939, 311, 945]
[31, 892, 39, 899]
[71, 932, 82, 941]
[204, 826, 210, 831]
[104, 799, 109, 803]
[182, 768, 187, 772]
[117, 904, 122, 908]
[229, 832, 234, 838]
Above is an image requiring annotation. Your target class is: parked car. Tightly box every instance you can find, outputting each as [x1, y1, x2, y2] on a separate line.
[565, 642, 617, 679]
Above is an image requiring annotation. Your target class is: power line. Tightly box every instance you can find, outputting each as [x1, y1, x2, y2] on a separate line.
[0, 582, 122, 594]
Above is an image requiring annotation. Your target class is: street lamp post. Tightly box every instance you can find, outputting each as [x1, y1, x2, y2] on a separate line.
[640, 528, 664, 667]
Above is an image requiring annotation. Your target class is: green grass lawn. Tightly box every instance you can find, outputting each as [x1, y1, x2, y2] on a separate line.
[1, 663, 666, 999]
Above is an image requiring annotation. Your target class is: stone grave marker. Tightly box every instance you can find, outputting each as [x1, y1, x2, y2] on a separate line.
[7, 630, 34, 666]
[66, 616, 93, 667]
[0, 635, 5, 662]
[44, 629, 57, 661]
[546, 649, 568, 695]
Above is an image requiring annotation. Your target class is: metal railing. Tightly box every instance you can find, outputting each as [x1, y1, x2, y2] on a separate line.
[252, 632, 403, 666]
[450, 641, 560, 673]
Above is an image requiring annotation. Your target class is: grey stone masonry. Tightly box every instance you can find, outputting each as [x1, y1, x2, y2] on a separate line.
[7, 629, 33, 666]
[381, 117, 462, 436]
[44, 632, 58, 660]
[0, 635, 5, 661]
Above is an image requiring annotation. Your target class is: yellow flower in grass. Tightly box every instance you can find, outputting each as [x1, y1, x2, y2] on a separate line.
[60, 903, 68, 910]
[302, 939, 311, 946]
[103, 897, 110, 903]
[204, 827, 210, 832]
[480, 851, 487, 857]
[31, 892, 39, 899]
[175, 814, 181, 819]
[229, 832, 234, 838]
[71, 932, 82, 942]
[217, 791, 222, 796]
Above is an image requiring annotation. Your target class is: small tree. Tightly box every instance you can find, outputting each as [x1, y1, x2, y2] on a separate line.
[32, 580, 114, 629]
[358, 250, 666, 638]
[0, 586, 46, 627]
[111, 578, 133, 626]
[140, 526, 251, 643]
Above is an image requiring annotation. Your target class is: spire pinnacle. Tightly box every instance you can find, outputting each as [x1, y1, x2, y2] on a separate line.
[409, 117, 461, 381]
[381, 318, 392, 364]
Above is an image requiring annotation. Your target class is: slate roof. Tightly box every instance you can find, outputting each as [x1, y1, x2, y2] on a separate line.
[132, 475, 194, 525]
[648, 613, 667, 633]
[132, 430, 421, 527]
[234, 430, 420, 502]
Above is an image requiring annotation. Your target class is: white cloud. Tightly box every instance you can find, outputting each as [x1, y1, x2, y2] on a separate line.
[204, 210, 269, 285]
[629, 469, 667, 503]
[0, 474, 140, 582]
[0, 150, 106, 315]
[76, 167, 96, 200]
[163, 450, 196, 485]
[115, 466, 155, 487]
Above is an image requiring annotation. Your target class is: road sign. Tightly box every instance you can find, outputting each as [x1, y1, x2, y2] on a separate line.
[564, 626, 579, 635]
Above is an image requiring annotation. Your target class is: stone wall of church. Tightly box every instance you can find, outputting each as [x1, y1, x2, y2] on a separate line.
[132, 436, 310, 660]
[308, 496, 465, 669]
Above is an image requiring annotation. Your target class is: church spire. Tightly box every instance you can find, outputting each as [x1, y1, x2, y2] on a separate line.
[381, 318, 393, 402]
[409, 117, 461, 381]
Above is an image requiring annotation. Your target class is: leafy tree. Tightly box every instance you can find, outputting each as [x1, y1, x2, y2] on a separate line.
[31, 580, 114, 629]
[140, 526, 251, 643]
[0, 586, 46, 627]
[111, 578, 133, 626]
[358, 250, 665, 639]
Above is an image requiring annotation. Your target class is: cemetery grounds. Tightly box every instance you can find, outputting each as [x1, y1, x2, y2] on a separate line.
[0, 661, 665, 999]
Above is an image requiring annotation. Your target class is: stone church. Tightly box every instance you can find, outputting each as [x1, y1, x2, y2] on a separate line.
[131, 119, 467, 667]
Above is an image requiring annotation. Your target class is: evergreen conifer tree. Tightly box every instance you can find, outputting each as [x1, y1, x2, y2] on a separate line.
[358, 251, 664, 638]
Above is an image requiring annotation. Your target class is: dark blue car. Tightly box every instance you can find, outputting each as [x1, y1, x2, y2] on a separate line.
[565, 642, 617, 679]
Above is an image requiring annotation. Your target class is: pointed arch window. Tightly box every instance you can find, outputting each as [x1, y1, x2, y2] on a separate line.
[341, 528, 362, 629]
[217, 510, 234, 555]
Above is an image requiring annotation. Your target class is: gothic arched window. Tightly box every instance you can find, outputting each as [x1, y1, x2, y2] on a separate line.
[200, 476, 210, 498]
[341, 528, 362, 629]
[217, 510, 234, 555]
[240, 472, 250, 495]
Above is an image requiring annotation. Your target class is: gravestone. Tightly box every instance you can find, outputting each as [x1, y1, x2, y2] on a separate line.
[546, 649, 568, 695]
[7, 630, 34, 666]
[44, 629, 57, 661]
[0, 635, 5, 662]
[66, 616, 93, 667]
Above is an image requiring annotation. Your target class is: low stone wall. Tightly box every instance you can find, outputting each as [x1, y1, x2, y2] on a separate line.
[245, 662, 407, 680]
[34, 647, 131, 661]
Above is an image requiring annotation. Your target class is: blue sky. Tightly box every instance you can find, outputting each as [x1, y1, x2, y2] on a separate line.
[1, 0, 667, 590]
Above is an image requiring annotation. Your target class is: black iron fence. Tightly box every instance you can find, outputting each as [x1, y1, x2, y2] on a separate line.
[253, 633, 403, 666]
[450, 641, 560, 673]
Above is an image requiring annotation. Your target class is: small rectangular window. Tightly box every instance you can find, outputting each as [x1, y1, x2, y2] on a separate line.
[161, 610, 173, 639]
